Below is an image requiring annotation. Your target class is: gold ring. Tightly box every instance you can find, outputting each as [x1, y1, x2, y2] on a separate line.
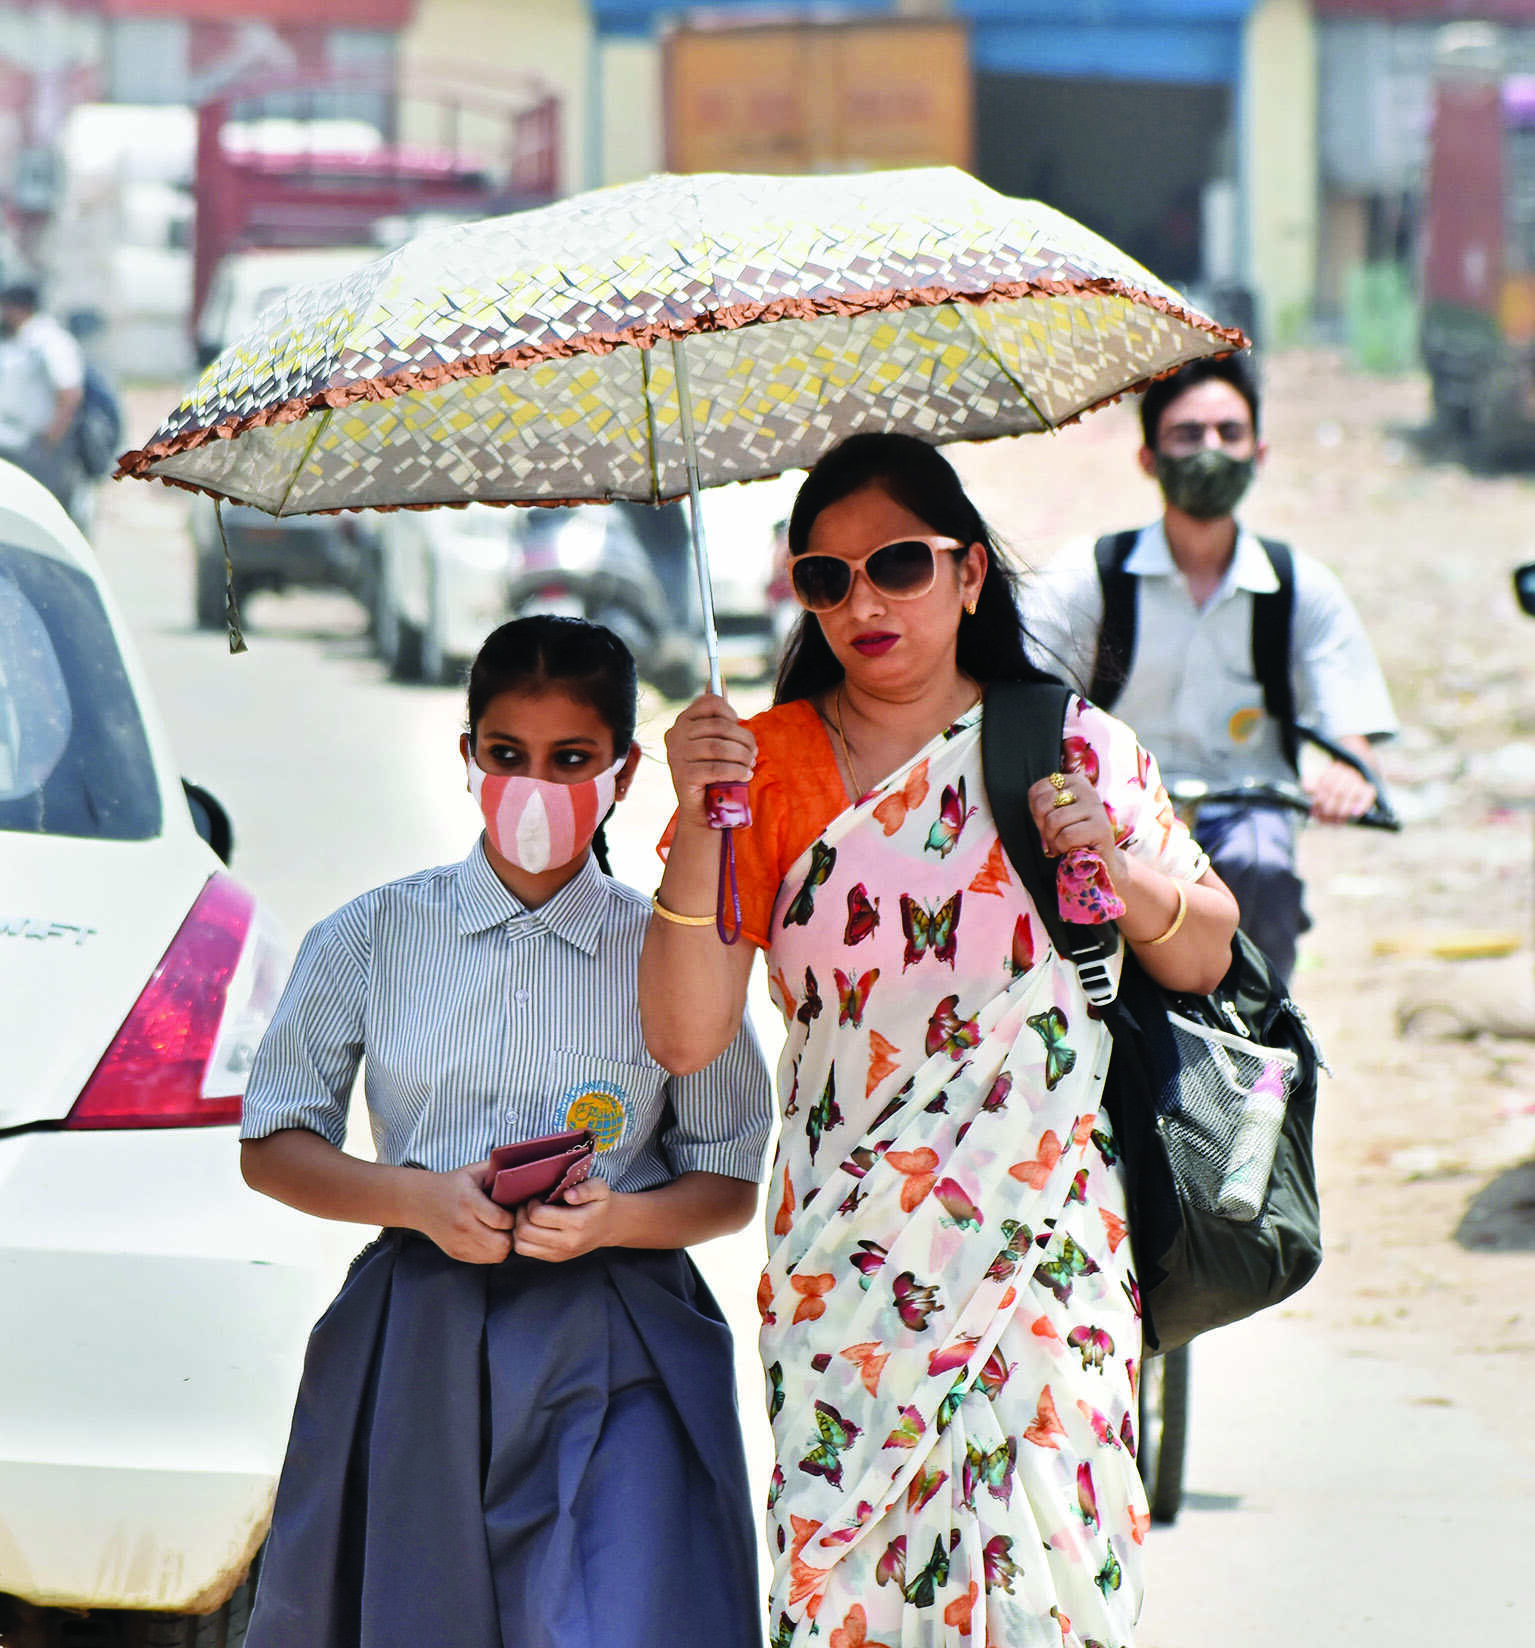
[1048, 771, 1069, 791]
[1052, 788, 1076, 808]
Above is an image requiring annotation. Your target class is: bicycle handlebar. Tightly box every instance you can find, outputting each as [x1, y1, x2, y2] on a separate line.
[1292, 725, 1402, 831]
[1168, 749, 1403, 834]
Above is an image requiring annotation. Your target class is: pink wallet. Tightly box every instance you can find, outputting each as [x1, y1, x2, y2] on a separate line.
[488, 1128, 595, 1208]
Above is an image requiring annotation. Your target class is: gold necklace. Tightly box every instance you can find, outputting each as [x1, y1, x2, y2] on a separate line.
[834, 682, 983, 800]
[832, 686, 864, 799]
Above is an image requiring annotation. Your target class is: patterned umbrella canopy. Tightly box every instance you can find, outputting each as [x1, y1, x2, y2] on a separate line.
[119, 167, 1243, 515]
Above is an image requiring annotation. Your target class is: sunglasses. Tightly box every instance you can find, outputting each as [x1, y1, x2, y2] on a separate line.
[789, 536, 968, 613]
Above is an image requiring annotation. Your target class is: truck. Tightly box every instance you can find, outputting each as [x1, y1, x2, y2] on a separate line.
[1419, 40, 1535, 463]
[187, 68, 559, 629]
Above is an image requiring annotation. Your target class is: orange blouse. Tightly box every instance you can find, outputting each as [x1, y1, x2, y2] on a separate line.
[659, 699, 850, 950]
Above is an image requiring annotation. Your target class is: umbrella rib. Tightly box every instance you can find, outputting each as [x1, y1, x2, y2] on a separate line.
[954, 304, 1056, 433]
[639, 343, 661, 504]
[272, 402, 337, 517]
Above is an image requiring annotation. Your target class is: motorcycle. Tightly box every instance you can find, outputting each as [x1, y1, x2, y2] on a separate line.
[504, 501, 703, 699]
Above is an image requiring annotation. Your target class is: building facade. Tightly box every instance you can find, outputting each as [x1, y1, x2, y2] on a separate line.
[589, 0, 1320, 343]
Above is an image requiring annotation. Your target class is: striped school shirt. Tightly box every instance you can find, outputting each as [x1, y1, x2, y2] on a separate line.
[241, 841, 773, 1190]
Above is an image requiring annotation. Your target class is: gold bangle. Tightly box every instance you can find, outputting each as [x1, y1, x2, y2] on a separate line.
[1143, 881, 1189, 947]
[651, 892, 716, 928]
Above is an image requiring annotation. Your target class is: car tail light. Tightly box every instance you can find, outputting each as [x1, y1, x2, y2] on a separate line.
[66, 874, 289, 1129]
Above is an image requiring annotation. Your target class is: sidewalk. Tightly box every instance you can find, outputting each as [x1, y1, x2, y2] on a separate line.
[1122, 1312, 1529, 1646]
[695, 1226, 1533, 1644]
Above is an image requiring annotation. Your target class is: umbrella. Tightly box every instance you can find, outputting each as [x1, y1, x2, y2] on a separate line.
[120, 166, 1244, 934]
[122, 167, 1242, 665]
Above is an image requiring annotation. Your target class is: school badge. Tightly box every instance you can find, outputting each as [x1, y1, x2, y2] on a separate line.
[563, 1083, 626, 1151]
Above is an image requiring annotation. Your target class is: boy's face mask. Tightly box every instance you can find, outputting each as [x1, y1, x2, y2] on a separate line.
[1155, 449, 1255, 521]
[466, 751, 625, 874]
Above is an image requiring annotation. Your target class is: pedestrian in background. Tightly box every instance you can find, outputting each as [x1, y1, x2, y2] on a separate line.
[239, 615, 772, 1648]
[1027, 355, 1396, 981]
[0, 282, 83, 513]
[643, 434, 1237, 1647]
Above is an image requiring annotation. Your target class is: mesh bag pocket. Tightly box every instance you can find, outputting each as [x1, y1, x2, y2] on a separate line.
[1155, 1012, 1300, 1223]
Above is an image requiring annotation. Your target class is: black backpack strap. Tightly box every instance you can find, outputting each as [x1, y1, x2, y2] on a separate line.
[1252, 537, 1299, 771]
[1087, 531, 1141, 709]
[981, 679, 1119, 1004]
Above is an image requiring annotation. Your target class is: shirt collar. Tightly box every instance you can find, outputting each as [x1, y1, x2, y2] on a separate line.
[454, 838, 609, 954]
[1126, 521, 1279, 600]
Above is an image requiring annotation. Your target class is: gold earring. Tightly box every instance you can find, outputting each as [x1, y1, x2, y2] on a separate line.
[965, 598, 978, 616]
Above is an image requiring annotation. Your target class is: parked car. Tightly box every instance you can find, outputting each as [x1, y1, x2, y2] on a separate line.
[372, 478, 795, 695]
[0, 462, 356, 1644]
[696, 471, 802, 683]
[190, 246, 382, 632]
[373, 499, 693, 692]
[372, 502, 529, 685]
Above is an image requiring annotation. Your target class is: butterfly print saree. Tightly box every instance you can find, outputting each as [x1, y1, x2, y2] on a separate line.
[758, 700, 1205, 1648]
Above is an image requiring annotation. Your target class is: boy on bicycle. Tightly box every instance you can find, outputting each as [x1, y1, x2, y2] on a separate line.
[1026, 354, 1396, 983]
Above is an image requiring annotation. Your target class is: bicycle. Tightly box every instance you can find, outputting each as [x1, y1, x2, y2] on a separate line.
[1136, 736, 1400, 1525]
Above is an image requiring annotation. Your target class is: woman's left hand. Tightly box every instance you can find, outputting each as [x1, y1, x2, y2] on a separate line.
[1027, 771, 1125, 881]
[512, 1175, 623, 1261]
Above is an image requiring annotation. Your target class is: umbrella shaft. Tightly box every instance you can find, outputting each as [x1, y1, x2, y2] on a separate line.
[671, 338, 722, 696]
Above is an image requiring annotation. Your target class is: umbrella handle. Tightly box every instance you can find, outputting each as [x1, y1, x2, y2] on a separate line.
[707, 781, 750, 946]
[716, 828, 742, 946]
[704, 780, 752, 830]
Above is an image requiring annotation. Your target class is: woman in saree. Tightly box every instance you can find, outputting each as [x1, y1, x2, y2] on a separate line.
[640, 434, 1238, 1648]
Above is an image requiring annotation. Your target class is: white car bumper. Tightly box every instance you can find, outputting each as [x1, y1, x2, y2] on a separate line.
[0, 1127, 360, 1611]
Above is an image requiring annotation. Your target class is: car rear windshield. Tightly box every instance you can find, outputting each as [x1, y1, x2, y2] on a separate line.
[0, 541, 161, 840]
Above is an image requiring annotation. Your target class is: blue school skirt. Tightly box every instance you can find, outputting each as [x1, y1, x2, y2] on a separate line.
[246, 1232, 762, 1648]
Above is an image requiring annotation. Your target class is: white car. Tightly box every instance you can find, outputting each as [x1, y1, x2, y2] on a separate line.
[0, 465, 355, 1641]
[372, 502, 523, 684]
[372, 474, 802, 694]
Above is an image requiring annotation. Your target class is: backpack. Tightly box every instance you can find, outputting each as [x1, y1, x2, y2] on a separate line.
[1087, 530, 1300, 772]
[981, 678, 1325, 1353]
[72, 362, 122, 480]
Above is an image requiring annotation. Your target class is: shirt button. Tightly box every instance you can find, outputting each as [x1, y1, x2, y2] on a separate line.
[514, 989, 531, 1005]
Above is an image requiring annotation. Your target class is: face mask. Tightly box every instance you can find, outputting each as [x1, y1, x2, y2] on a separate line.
[1155, 450, 1255, 520]
[466, 751, 625, 874]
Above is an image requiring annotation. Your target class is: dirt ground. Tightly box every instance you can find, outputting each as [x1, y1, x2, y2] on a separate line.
[943, 349, 1535, 1447]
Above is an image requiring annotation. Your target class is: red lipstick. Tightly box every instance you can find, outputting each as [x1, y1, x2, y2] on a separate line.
[851, 632, 898, 657]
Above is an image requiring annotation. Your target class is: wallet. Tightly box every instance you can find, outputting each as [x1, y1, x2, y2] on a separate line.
[488, 1128, 595, 1209]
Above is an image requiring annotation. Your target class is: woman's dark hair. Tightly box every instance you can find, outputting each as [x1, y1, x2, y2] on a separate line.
[1139, 352, 1261, 450]
[774, 432, 1054, 704]
[466, 614, 637, 875]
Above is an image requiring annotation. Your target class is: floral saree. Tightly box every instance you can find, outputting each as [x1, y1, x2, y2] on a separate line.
[756, 700, 1205, 1648]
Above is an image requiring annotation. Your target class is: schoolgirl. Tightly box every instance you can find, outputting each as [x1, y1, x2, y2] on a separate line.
[240, 615, 772, 1648]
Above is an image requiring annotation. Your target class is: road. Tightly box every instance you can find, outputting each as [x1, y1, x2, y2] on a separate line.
[96, 367, 1533, 1645]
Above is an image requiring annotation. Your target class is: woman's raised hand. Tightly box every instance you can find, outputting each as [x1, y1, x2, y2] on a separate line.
[410, 1162, 515, 1264]
[664, 692, 757, 830]
[1026, 770, 1125, 879]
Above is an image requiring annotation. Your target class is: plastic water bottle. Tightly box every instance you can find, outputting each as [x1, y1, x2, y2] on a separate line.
[1216, 1061, 1288, 1220]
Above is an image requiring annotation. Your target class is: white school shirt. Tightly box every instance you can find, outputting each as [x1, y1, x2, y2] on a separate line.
[1024, 521, 1398, 791]
[0, 312, 83, 449]
[241, 842, 774, 1189]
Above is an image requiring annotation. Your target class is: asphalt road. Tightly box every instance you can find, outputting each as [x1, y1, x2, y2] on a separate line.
[96, 466, 1531, 1647]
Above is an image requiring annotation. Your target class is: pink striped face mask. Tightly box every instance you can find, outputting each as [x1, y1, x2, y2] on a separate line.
[466, 751, 625, 874]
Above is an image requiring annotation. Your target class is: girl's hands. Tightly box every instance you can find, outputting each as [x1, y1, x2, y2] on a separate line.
[664, 693, 756, 830]
[1026, 772, 1126, 884]
[410, 1162, 515, 1264]
[512, 1175, 622, 1262]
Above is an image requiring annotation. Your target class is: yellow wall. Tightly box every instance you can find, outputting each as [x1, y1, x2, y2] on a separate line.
[1242, 0, 1319, 341]
[401, 0, 593, 195]
[598, 35, 663, 184]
